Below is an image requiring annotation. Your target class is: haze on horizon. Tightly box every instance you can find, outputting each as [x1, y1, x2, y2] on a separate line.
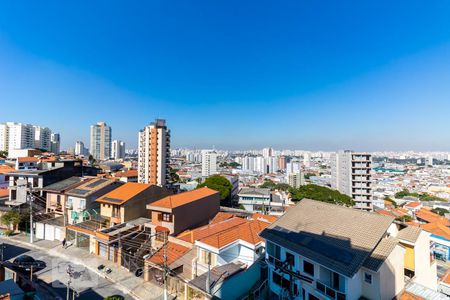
[1, 1, 450, 152]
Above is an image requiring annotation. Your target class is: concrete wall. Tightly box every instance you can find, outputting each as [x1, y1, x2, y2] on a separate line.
[413, 231, 438, 290]
[171, 192, 220, 235]
[380, 244, 405, 300]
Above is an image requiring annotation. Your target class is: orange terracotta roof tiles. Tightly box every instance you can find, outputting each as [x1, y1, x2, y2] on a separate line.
[404, 202, 421, 208]
[397, 291, 424, 300]
[115, 170, 138, 177]
[198, 219, 270, 249]
[0, 165, 16, 174]
[416, 208, 450, 226]
[441, 269, 450, 285]
[148, 242, 190, 266]
[149, 187, 218, 209]
[251, 213, 278, 223]
[376, 209, 397, 218]
[97, 182, 150, 205]
[177, 217, 247, 244]
[210, 212, 236, 224]
[17, 157, 39, 163]
[0, 189, 9, 198]
[421, 222, 450, 240]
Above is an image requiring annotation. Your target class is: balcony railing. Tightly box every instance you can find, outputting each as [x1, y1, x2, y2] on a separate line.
[316, 281, 346, 300]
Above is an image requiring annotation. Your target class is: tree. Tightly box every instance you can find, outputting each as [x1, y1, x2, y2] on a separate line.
[289, 184, 355, 207]
[384, 196, 397, 208]
[88, 155, 96, 167]
[1, 211, 21, 231]
[197, 175, 233, 203]
[169, 168, 180, 183]
[0, 151, 7, 158]
[259, 179, 276, 189]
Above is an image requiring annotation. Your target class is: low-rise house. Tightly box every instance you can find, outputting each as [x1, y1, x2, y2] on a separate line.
[0, 165, 15, 189]
[404, 201, 423, 214]
[146, 187, 220, 236]
[96, 182, 170, 226]
[15, 157, 39, 170]
[421, 222, 450, 261]
[260, 199, 437, 300]
[65, 177, 123, 224]
[416, 208, 450, 226]
[238, 187, 285, 215]
[114, 169, 138, 183]
[43, 177, 84, 217]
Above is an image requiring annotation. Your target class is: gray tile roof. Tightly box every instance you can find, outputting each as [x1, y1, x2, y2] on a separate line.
[42, 176, 83, 192]
[189, 262, 246, 293]
[259, 199, 395, 278]
[238, 188, 271, 197]
[362, 237, 398, 272]
[397, 226, 422, 244]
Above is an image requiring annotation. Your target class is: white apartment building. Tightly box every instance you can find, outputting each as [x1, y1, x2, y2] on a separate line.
[201, 149, 217, 177]
[261, 200, 437, 300]
[138, 119, 170, 186]
[34, 126, 52, 151]
[50, 133, 60, 154]
[289, 171, 304, 188]
[74, 141, 87, 156]
[111, 140, 125, 160]
[331, 150, 373, 211]
[90, 122, 112, 160]
[0, 122, 35, 154]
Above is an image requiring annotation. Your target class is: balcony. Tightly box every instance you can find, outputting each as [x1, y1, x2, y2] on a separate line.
[316, 281, 346, 300]
[110, 212, 121, 224]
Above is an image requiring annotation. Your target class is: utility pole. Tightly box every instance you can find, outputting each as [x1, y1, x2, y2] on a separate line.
[206, 251, 211, 295]
[28, 185, 34, 244]
[163, 233, 168, 300]
[66, 264, 74, 300]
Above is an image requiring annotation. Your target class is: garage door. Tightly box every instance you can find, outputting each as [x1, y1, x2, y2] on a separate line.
[99, 242, 107, 258]
[55, 227, 63, 241]
[45, 224, 55, 241]
[36, 223, 45, 240]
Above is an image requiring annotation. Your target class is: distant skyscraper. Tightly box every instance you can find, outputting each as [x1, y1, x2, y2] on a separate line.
[138, 119, 170, 186]
[90, 122, 112, 160]
[278, 155, 287, 170]
[75, 141, 87, 156]
[0, 122, 35, 154]
[331, 150, 373, 211]
[288, 171, 304, 188]
[262, 147, 273, 158]
[112, 140, 126, 160]
[33, 126, 52, 151]
[201, 150, 218, 177]
[50, 133, 61, 154]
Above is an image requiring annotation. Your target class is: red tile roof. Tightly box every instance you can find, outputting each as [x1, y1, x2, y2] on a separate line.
[96, 182, 150, 205]
[416, 208, 450, 226]
[178, 217, 247, 244]
[421, 222, 450, 240]
[404, 202, 421, 208]
[210, 212, 236, 224]
[0, 165, 16, 174]
[149, 187, 218, 209]
[148, 242, 190, 266]
[115, 170, 138, 178]
[251, 213, 278, 223]
[0, 189, 9, 198]
[17, 157, 39, 163]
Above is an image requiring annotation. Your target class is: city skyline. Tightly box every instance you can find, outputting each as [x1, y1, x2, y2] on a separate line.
[1, 2, 450, 151]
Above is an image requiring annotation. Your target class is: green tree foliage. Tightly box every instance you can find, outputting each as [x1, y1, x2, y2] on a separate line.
[0, 151, 7, 158]
[384, 196, 397, 208]
[1, 211, 21, 231]
[169, 168, 180, 183]
[219, 162, 241, 168]
[395, 215, 413, 222]
[303, 173, 316, 180]
[431, 208, 450, 216]
[259, 179, 290, 191]
[289, 184, 355, 207]
[395, 189, 446, 202]
[197, 175, 233, 202]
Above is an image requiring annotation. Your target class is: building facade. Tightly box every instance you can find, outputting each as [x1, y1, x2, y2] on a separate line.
[90, 122, 112, 160]
[331, 150, 373, 211]
[111, 140, 125, 160]
[50, 133, 61, 154]
[33, 126, 52, 151]
[0, 122, 35, 154]
[138, 119, 170, 186]
[201, 150, 217, 177]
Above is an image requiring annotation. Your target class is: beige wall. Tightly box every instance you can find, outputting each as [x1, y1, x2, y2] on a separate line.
[413, 231, 438, 290]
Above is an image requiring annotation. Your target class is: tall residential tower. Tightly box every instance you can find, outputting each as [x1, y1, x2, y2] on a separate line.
[331, 150, 373, 210]
[138, 119, 170, 186]
[90, 122, 112, 160]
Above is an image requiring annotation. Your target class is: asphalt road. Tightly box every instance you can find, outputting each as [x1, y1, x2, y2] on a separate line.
[2, 242, 134, 300]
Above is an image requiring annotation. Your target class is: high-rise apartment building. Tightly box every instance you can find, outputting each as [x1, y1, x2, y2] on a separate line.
[34, 126, 52, 151]
[0, 122, 35, 154]
[50, 133, 61, 154]
[112, 140, 126, 160]
[288, 171, 304, 188]
[278, 155, 287, 170]
[201, 150, 218, 177]
[75, 141, 88, 156]
[138, 119, 170, 186]
[90, 122, 112, 160]
[331, 150, 373, 211]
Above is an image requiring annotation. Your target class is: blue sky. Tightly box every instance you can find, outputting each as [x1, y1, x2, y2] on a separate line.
[1, 1, 450, 151]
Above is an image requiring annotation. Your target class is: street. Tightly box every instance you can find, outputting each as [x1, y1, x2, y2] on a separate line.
[2, 242, 133, 300]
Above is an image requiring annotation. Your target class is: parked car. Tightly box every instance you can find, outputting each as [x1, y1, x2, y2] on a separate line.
[12, 255, 46, 272]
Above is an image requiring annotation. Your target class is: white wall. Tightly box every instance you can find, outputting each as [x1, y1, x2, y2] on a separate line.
[413, 231, 438, 290]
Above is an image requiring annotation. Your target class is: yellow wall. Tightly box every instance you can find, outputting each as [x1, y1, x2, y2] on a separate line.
[404, 244, 415, 271]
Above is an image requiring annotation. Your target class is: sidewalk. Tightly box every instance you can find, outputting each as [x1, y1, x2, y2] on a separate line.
[1, 234, 168, 300]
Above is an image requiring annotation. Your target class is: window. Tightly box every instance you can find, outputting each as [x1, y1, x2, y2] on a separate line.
[272, 271, 282, 286]
[266, 242, 280, 260]
[80, 199, 86, 210]
[162, 213, 172, 222]
[332, 272, 340, 290]
[286, 252, 295, 267]
[303, 260, 314, 276]
[309, 294, 320, 300]
[364, 272, 372, 284]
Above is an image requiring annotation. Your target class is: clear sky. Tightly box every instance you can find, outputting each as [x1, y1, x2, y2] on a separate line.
[1, 1, 450, 151]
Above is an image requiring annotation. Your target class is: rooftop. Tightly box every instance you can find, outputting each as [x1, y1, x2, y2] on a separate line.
[397, 226, 422, 244]
[17, 157, 39, 163]
[260, 199, 395, 278]
[96, 182, 151, 205]
[147, 187, 218, 210]
[238, 187, 271, 197]
[115, 169, 138, 177]
[42, 176, 83, 192]
[148, 241, 190, 266]
[421, 222, 450, 240]
[416, 208, 450, 226]
[66, 178, 118, 197]
[189, 262, 246, 294]
[362, 236, 399, 272]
